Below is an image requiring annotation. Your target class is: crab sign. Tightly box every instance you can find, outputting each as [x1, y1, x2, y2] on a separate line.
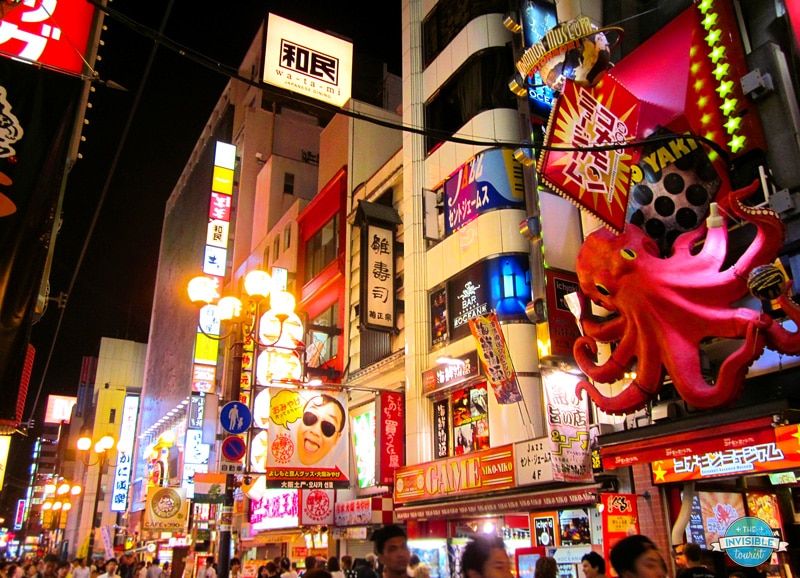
[574, 180, 800, 415]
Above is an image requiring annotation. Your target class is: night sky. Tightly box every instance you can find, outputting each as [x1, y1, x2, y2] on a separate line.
[5, 0, 401, 518]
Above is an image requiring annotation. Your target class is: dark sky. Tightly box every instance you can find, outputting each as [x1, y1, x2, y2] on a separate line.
[7, 0, 401, 515]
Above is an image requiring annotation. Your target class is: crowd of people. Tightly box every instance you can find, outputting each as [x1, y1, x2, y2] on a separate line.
[0, 527, 753, 578]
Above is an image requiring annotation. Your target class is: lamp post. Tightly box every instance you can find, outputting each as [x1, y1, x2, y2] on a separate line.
[187, 269, 302, 578]
[42, 478, 82, 557]
[76, 434, 116, 562]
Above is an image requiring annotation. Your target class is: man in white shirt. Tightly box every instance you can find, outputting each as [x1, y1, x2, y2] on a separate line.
[146, 560, 162, 578]
[72, 560, 90, 578]
[100, 559, 118, 578]
[197, 558, 216, 578]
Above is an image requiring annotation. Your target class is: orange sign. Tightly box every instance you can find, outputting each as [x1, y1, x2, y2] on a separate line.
[394, 444, 515, 504]
[651, 424, 800, 484]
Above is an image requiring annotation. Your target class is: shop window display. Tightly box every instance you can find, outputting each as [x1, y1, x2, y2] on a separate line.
[452, 383, 490, 456]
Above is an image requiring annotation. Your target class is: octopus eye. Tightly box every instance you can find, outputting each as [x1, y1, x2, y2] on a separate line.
[620, 248, 637, 260]
[596, 284, 610, 296]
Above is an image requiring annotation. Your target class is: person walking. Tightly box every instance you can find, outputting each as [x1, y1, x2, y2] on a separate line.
[72, 561, 90, 578]
[461, 535, 514, 578]
[534, 558, 558, 578]
[580, 553, 608, 578]
[279, 559, 297, 578]
[371, 525, 410, 578]
[340, 557, 356, 578]
[198, 558, 216, 578]
[675, 544, 714, 578]
[327, 559, 344, 578]
[99, 560, 118, 578]
[145, 560, 161, 578]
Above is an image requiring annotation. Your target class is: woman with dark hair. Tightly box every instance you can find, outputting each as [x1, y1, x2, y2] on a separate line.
[461, 535, 513, 578]
[534, 558, 557, 578]
[327, 559, 344, 578]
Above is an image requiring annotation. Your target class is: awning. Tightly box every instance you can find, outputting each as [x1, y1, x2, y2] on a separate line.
[599, 415, 778, 470]
[395, 485, 599, 521]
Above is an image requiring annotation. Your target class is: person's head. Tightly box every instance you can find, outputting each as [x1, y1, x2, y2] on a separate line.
[534, 557, 557, 578]
[205, 559, 214, 568]
[43, 556, 60, 576]
[297, 395, 345, 465]
[231, 560, 241, 572]
[25, 565, 37, 577]
[682, 544, 702, 567]
[672, 544, 686, 570]
[105, 560, 118, 575]
[462, 535, 512, 578]
[610, 535, 667, 578]
[340, 557, 353, 571]
[408, 556, 420, 570]
[267, 563, 278, 576]
[280, 558, 290, 572]
[580, 553, 605, 578]
[57, 562, 70, 578]
[304, 557, 317, 572]
[327, 559, 340, 573]
[302, 571, 331, 578]
[153, 560, 160, 567]
[372, 525, 409, 577]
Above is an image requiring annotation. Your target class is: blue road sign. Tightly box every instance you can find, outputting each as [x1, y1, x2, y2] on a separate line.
[220, 401, 251, 434]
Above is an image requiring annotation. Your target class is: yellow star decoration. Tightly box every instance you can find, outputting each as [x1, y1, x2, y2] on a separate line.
[713, 62, 730, 81]
[710, 45, 727, 63]
[728, 135, 746, 153]
[698, 0, 714, 14]
[720, 97, 738, 115]
[723, 116, 742, 133]
[702, 12, 719, 30]
[652, 461, 667, 483]
[791, 425, 800, 449]
[716, 80, 734, 98]
[705, 29, 722, 46]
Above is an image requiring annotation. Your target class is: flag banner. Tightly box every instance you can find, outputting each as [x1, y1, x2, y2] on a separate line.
[541, 367, 593, 482]
[469, 312, 524, 404]
[0, 58, 81, 422]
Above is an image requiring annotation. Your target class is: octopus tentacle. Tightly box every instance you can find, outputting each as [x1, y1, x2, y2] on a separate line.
[575, 325, 639, 383]
[674, 321, 766, 409]
[764, 293, 800, 353]
[728, 180, 786, 279]
[576, 378, 656, 416]
[582, 313, 626, 342]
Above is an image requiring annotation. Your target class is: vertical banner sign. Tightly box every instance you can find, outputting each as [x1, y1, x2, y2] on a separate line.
[351, 404, 376, 488]
[541, 367, 592, 482]
[469, 313, 524, 404]
[433, 399, 450, 459]
[267, 389, 349, 488]
[360, 223, 396, 332]
[0, 59, 81, 415]
[111, 395, 140, 512]
[377, 391, 405, 485]
[602, 493, 640, 569]
[0, 436, 10, 491]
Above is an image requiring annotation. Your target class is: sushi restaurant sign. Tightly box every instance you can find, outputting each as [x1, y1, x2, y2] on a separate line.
[394, 444, 515, 504]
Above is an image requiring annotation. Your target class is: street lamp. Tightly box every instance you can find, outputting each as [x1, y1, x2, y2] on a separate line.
[187, 269, 302, 578]
[41, 477, 82, 556]
[76, 434, 116, 562]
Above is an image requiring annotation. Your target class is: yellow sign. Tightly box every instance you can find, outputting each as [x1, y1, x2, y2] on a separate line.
[144, 487, 188, 532]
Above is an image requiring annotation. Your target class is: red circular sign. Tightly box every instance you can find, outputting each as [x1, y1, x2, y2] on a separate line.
[221, 435, 246, 461]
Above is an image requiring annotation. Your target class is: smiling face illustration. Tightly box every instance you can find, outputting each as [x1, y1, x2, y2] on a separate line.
[296, 394, 344, 465]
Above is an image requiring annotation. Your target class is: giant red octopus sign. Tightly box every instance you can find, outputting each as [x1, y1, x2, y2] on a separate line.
[573, 180, 800, 414]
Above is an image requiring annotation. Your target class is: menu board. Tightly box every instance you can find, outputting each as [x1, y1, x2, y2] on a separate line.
[686, 494, 707, 549]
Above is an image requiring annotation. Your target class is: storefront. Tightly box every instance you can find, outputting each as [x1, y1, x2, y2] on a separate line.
[394, 441, 634, 578]
[598, 400, 800, 578]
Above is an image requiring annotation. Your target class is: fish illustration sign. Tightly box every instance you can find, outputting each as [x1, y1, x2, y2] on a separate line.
[710, 517, 787, 567]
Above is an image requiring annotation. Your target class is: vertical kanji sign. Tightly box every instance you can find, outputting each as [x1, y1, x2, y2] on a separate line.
[378, 391, 404, 485]
[360, 222, 396, 332]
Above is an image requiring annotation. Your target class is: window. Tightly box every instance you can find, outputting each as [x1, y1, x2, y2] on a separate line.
[424, 46, 516, 154]
[422, 0, 508, 68]
[451, 382, 490, 456]
[284, 223, 292, 250]
[284, 172, 295, 195]
[304, 213, 339, 281]
[306, 303, 340, 369]
[360, 328, 391, 367]
[263, 246, 270, 268]
[109, 408, 116, 424]
[273, 235, 280, 261]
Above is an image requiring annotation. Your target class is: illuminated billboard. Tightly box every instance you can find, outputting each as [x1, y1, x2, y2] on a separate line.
[263, 13, 353, 107]
[44, 395, 77, 424]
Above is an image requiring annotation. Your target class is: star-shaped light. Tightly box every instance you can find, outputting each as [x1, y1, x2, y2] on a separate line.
[720, 97, 738, 115]
[710, 45, 727, 63]
[728, 134, 746, 153]
[697, 95, 709, 109]
[702, 12, 719, 30]
[652, 461, 667, 483]
[700, 113, 713, 125]
[723, 116, 742, 133]
[791, 425, 800, 448]
[705, 28, 722, 46]
[713, 62, 730, 81]
[697, 0, 714, 14]
[716, 80, 734, 98]
[694, 79, 705, 92]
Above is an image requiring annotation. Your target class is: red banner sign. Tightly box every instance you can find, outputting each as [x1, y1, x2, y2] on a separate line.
[394, 444, 515, 504]
[601, 493, 639, 567]
[649, 424, 800, 484]
[378, 391, 405, 485]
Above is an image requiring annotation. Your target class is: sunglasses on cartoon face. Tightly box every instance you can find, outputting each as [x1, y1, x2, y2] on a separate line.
[303, 411, 337, 437]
